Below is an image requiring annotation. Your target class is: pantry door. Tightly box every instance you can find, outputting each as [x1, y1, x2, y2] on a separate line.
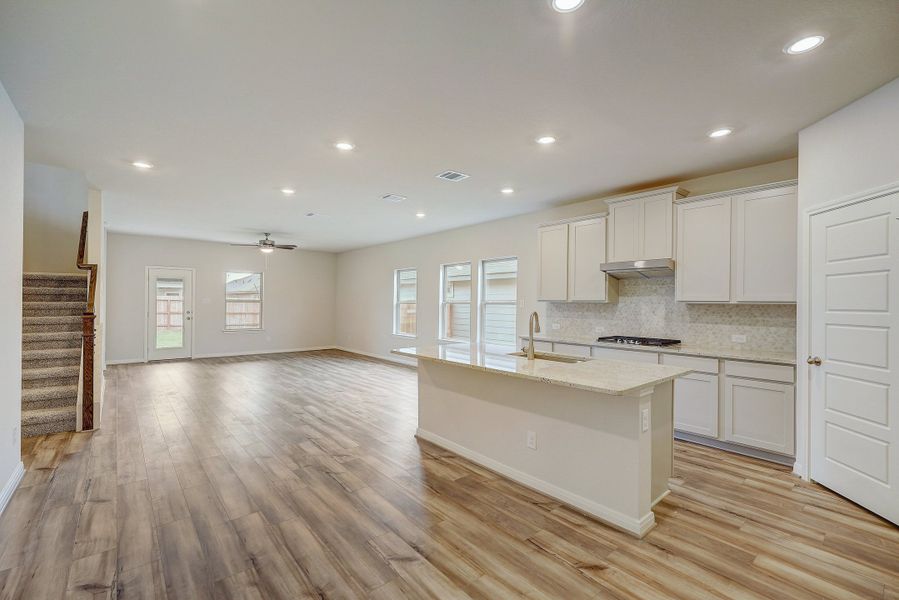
[147, 267, 194, 361]
[809, 190, 899, 525]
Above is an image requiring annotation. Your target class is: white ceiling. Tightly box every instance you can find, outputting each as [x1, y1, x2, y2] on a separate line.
[1, 1, 897, 252]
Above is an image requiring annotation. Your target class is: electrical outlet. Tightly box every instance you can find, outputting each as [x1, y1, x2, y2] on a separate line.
[11, 424, 18, 445]
[551, 322, 561, 330]
[594, 326, 603, 334]
[641, 408, 650, 433]
[526, 430, 537, 450]
[731, 334, 747, 343]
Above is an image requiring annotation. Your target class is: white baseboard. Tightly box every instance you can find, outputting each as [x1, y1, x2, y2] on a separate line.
[105, 357, 144, 365]
[0, 462, 24, 517]
[416, 428, 655, 538]
[332, 346, 416, 367]
[192, 346, 334, 359]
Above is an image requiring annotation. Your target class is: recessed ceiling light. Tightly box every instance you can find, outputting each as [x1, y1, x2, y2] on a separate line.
[131, 160, 154, 169]
[552, 0, 585, 13]
[784, 35, 825, 55]
[280, 188, 296, 196]
[536, 136, 557, 145]
[305, 212, 316, 217]
[416, 212, 426, 218]
[501, 187, 515, 194]
[707, 127, 733, 139]
[334, 141, 355, 151]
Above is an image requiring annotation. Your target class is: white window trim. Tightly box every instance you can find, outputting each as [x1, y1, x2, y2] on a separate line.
[438, 261, 473, 342]
[478, 256, 518, 345]
[224, 271, 264, 332]
[393, 267, 418, 338]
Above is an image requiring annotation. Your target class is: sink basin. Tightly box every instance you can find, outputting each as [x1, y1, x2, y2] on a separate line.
[509, 351, 589, 363]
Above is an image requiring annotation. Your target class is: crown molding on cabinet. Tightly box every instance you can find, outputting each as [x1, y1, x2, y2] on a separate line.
[539, 211, 608, 228]
[674, 179, 798, 205]
[603, 185, 688, 205]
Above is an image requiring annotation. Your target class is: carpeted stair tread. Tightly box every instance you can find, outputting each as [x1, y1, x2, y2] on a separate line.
[23, 384, 79, 401]
[21, 407, 77, 436]
[23, 347, 82, 361]
[23, 301, 86, 309]
[22, 365, 80, 381]
[22, 331, 82, 342]
[23, 272, 87, 282]
[23, 315, 82, 325]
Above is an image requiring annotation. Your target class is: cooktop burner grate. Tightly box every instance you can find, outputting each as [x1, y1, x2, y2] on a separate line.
[595, 336, 682, 347]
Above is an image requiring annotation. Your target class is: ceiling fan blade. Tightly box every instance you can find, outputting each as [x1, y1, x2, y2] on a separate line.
[230, 243, 260, 247]
[274, 244, 297, 250]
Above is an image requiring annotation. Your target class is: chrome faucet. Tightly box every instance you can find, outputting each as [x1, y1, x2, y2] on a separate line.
[526, 311, 541, 360]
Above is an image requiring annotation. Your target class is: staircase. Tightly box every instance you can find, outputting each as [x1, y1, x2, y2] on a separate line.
[21, 272, 88, 437]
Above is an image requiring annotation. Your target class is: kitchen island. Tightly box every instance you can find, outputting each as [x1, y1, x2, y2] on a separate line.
[392, 343, 691, 537]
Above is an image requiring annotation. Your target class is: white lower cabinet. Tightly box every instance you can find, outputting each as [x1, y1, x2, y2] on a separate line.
[724, 377, 795, 455]
[673, 373, 719, 438]
[553, 343, 591, 357]
[591, 346, 659, 363]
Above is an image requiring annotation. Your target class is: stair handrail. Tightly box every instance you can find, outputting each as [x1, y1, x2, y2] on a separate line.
[76, 210, 97, 430]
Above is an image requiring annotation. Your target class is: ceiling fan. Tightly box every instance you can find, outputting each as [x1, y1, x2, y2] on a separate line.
[230, 233, 297, 253]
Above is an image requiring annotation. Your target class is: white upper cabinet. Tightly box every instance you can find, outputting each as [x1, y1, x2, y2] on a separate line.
[732, 186, 798, 303]
[674, 181, 798, 304]
[537, 215, 617, 303]
[568, 217, 615, 302]
[607, 187, 685, 262]
[537, 223, 569, 302]
[676, 196, 731, 302]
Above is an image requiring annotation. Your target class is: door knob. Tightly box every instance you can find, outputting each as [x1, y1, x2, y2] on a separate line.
[807, 356, 822, 366]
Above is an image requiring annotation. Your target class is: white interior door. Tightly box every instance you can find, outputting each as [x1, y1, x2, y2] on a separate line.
[809, 191, 899, 525]
[147, 267, 194, 361]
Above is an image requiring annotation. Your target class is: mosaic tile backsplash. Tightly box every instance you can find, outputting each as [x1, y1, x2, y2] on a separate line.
[546, 278, 796, 353]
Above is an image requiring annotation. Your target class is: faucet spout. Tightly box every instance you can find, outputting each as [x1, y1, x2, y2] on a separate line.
[526, 312, 541, 360]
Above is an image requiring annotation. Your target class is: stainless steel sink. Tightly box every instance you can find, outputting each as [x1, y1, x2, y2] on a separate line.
[508, 351, 589, 363]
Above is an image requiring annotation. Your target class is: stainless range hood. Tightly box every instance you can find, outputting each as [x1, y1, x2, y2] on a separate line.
[600, 258, 675, 279]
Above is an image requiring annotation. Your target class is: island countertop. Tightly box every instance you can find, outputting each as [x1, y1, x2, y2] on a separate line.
[392, 343, 691, 396]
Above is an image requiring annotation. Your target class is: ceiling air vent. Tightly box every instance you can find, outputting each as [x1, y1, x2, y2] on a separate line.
[435, 170, 470, 182]
[381, 194, 407, 203]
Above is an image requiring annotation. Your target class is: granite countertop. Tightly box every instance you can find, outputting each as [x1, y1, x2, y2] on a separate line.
[392, 343, 691, 396]
[521, 335, 796, 366]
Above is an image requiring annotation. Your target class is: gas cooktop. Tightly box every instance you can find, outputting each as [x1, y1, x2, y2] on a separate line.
[595, 336, 682, 347]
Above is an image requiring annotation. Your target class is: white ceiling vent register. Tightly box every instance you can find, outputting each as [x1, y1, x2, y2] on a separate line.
[381, 194, 407, 203]
[435, 170, 470, 182]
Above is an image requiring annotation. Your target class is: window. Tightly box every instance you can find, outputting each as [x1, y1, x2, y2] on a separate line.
[480, 257, 518, 346]
[225, 272, 263, 331]
[155, 278, 184, 348]
[393, 268, 417, 336]
[439, 262, 472, 341]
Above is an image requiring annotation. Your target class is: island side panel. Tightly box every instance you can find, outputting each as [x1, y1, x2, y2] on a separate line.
[650, 380, 674, 506]
[416, 359, 656, 536]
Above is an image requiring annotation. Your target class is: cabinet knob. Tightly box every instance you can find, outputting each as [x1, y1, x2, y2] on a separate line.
[807, 356, 822, 366]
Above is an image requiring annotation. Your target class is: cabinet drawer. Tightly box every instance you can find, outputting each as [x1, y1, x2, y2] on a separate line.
[661, 353, 719, 374]
[553, 343, 591, 357]
[591, 346, 659, 364]
[724, 360, 794, 384]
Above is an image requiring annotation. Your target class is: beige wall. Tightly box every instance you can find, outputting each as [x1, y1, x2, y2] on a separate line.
[23, 162, 88, 273]
[0, 80, 24, 501]
[105, 233, 337, 363]
[336, 158, 798, 363]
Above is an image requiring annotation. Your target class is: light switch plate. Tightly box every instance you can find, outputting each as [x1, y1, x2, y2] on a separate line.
[641, 408, 650, 432]
[526, 430, 537, 450]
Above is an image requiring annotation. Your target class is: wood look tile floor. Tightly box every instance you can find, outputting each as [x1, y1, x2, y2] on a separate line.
[1, 350, 898, 599]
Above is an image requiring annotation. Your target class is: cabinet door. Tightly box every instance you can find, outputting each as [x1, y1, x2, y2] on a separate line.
[608, 199, 641, 262]
[568, 217, 608, 302]
[724, 377, 795, 455]
[673, 373, 719, 438]
[675, 197, 731, 302]
[537, 224, 568, 301]
[642, 192, 674, 260]
[732, 186, 798, 302]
